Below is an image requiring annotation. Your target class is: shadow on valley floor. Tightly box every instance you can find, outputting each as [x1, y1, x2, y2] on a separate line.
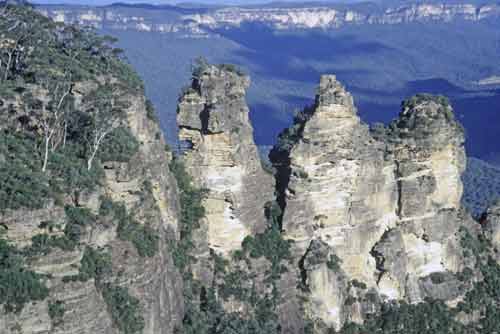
[213, 23, 395, 83]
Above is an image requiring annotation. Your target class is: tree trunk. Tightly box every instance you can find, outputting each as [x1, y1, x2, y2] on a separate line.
[42, 137, 49, 172]
[87, 143, 99, 171]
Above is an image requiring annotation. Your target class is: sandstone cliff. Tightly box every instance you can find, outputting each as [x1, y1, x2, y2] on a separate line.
[177, 63, 274, 258]
[0, 5, 183, 333]
[3, 4, 500, 334]
[271, 75, 479, 332]
[38, 2, 500, 35]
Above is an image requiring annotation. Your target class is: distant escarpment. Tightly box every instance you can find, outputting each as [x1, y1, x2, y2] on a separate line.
[37, 2, 500, 36]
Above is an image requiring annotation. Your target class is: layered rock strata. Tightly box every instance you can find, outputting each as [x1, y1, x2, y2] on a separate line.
[271, 75, 476, 332]
[1, 90, 183, 334]
[177, 64, 274, 258]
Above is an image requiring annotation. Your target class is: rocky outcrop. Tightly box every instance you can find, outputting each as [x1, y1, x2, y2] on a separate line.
[483, 200, 500, 261]
[271, 75, 477, 332]
[38, 2, 500, 35]
[1, 91, 184, 334]
[177, 64, 274, 258]
[186, 3, 500, 30]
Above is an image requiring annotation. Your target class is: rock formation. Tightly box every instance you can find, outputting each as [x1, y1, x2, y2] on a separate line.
[0, 5, 183, 333]
[0, 89, 184, 334]
[271, 76, 478, 332]
[38, 2, 500, 34]
[177, 64, 274, 257]
[3, 4, 500, 334]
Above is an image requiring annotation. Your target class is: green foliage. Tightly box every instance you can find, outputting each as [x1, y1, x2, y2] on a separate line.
[350, 280, 367, 290]
[24, 233, 76, 257]
[118, 218, 158, 258]
[0, 238, 49, 313]
[48, 300, 65, 326]
[102, 284, 145, 334]
[0, 4, 149, 211]
[337, 299, 467, 334]
[0, 129, 105, 211]
[0, 4, 143, 89]
[145, 99, 158, 122]
[64, 205, 96, 244]
[168, 158, 208, 271]
[0, 131, 51, 211]
[217, 63, 245, 76]
[274, 105, 315, 153]
[100, 197, 158, 257]
[402, 94, 450, 110]
[326, 254, 342, 272]
[459, 226, 488, 258]
[99, 127, 140, 163]
[168, 158, 281, 334]
[77, 247, 112, 282]
[48, 144, 105, 199]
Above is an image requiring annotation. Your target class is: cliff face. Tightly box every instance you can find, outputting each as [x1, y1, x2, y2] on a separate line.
[177, 64, 274, 258]
[0, 5, 183, 333]
[3, 4, 500, 334]
[271, 76, 477, 332]
[1, 91, 184, 334]
[38, 2, 500, 35]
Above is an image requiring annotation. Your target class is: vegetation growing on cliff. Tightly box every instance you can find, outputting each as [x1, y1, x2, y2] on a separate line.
[168, 158, 207, 271]
[0, 238, 49, 313]
[334, 225, 500, 334]
[102, 284, 145, 334]
[100, 197, 159, 257]
[0, 3, 141, 211]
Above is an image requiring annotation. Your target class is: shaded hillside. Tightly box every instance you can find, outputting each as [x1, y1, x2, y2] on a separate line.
[462, 158, 500, 217]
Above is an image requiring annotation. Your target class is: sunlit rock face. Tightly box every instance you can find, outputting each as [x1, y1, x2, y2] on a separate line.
[38, 3, 500, 34]
[177, 64, 274, 258]
[272, 75, 475, 332]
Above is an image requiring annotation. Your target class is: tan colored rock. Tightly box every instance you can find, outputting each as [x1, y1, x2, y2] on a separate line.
[177, 64, 274, 256]
[272, 77, 475, 332]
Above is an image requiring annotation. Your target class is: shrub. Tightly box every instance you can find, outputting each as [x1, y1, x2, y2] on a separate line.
[24, 234, 76, 257]
[48, 145, 104, 199]
[102, 284, 145, 334]
[145, 99, 158, 122]
[351, 279, 367, 290]
[99, 127, 140, 163]
[429, 272, 447, 285]
[48, 300, 65, 326]
[64, 205, 97, 244]
[168, 158, 207, 270]
[402, 94, 450, 110]
[77, 247, 112, 282]
[0, 131, 51, 211]
[100, 197, 158, 257]
[118, 220, 158, 258]
[0, 238, 49, 313]
[326, 254, 342, 272]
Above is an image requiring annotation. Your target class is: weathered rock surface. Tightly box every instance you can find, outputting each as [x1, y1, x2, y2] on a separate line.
[177, 64, 274, 258]
[1, 91, 184, 334]
[483, 200, 500, 261]
[271, 75, 477, 332]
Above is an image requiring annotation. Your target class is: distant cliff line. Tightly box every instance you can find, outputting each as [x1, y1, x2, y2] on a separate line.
[37, 2, 500, 36]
